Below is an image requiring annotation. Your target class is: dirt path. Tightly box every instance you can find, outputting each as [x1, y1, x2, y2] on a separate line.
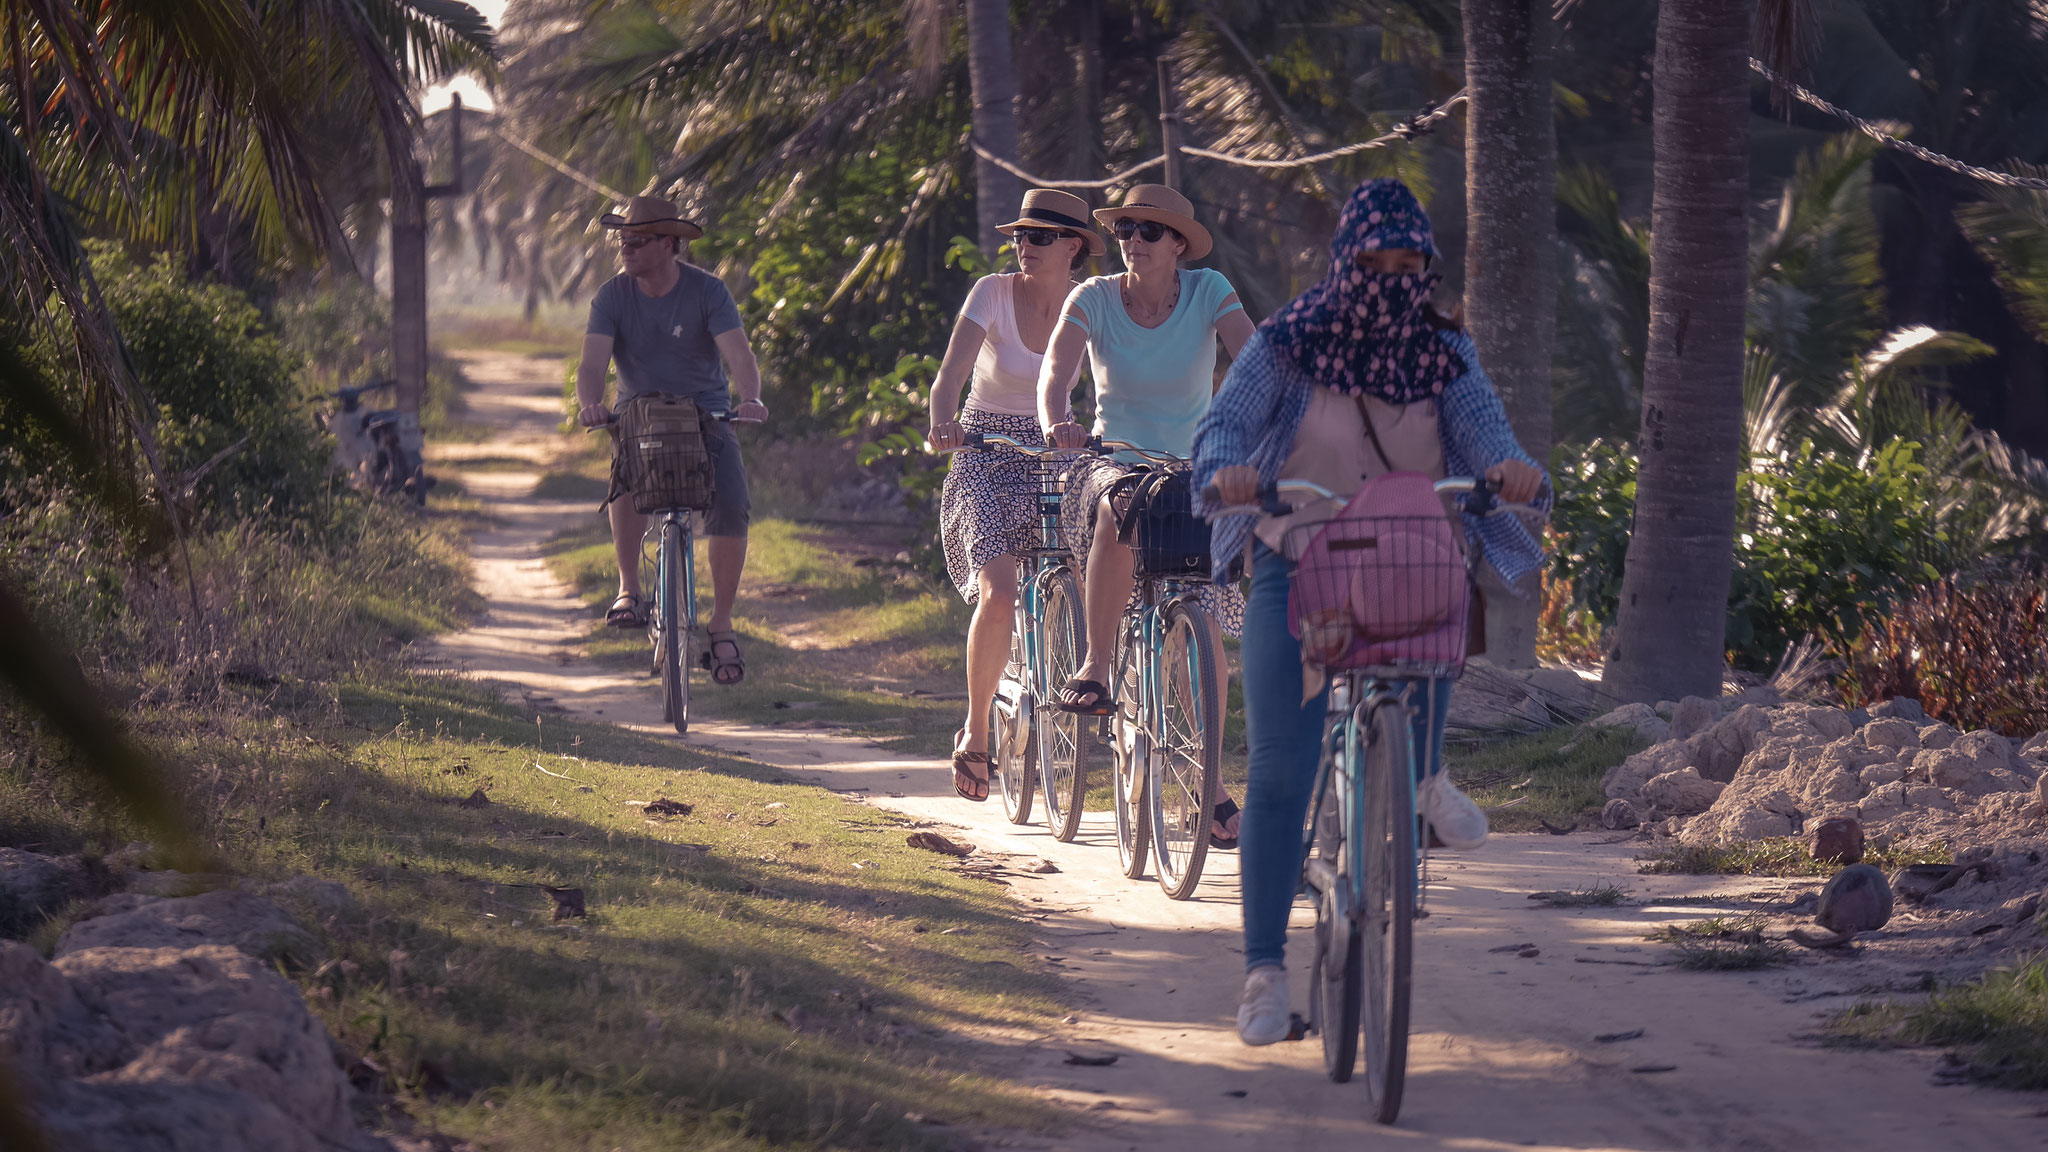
[423, 349, 2047, 1152]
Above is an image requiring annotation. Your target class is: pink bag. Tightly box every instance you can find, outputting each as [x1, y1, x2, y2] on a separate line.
[1288, 471, 1470, 670]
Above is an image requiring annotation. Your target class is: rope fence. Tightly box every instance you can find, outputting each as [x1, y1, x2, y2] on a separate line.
[1750, 59, 2048, 193]
[491, 125, 631, 203]
[970, 89, 1468, 190]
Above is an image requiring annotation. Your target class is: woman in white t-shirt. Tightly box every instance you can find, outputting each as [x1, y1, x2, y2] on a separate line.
[928, 189, 1101, 801]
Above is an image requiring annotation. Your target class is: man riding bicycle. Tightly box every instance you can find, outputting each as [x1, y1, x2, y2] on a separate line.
[575, 195, 767, 685]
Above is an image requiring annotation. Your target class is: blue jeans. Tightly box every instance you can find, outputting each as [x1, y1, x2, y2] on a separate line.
[1239, 543, 1451, 973]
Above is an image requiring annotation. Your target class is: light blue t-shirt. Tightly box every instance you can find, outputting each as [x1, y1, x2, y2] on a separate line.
[1062, 269, 1242, 456]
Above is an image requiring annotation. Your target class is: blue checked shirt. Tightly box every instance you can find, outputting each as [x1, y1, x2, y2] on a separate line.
[1191, 328, 1552, 586]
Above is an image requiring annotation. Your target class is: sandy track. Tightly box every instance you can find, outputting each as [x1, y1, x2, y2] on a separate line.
[423, 349, 2047, 1152]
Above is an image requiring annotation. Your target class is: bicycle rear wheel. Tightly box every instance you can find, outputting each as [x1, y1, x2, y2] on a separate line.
[1148, 601, 1221, 900]
[659, 520, 689, 735]
[1036, 569, 1087, 842]
[992, 690, 1034, 825]
[1112, 646, 1150, 879]
[1359, 697, 1416, 1124]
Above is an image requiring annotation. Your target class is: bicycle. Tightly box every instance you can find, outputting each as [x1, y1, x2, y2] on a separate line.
[1087, 441, 1226, 900]
[944, 432, 1090, 839]
[592, 407, 756, 736]
[324, 378, 427, 505]
[1209, 473, 1502, 1124]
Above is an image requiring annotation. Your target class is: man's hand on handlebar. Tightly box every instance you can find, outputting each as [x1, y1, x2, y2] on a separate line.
[1046, 421, 1090, 451]
[578, 402, 612, 428]
[1210, 465, 1260, 508]
[928, 420, 965, 453]
[734, 398, 768, 424]
[1486, 460, 1542, 504]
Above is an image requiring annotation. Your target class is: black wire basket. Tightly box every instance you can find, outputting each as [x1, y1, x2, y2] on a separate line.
[1124, 468, 1212, 582]
[1284, 513, 1471, 673]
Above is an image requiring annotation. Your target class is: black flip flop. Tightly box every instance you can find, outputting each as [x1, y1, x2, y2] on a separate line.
[1053, 677, 1117, 716]
[1210, 798, 1241, 850]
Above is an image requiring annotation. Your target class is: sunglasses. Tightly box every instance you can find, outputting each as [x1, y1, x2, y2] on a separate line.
[1012, 227, 1074, 247]
[1112, 218, 1173, 244]
[619, 234, 663, 251]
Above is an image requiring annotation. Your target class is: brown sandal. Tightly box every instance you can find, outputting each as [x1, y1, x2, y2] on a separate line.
[952, 731, 990, 802]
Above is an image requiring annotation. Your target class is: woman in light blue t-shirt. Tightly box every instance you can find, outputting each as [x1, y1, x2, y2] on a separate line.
[1035, 183, 1256, 846]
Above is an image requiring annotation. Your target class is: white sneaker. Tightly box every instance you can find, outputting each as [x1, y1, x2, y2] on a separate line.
[1236, 965, 1291, 1046]
[1419, 771, 1489, 850]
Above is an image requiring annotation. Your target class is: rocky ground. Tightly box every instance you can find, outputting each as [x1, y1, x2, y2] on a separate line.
[1593, 692, 2048, 976]
[0, 848, 409, 1152]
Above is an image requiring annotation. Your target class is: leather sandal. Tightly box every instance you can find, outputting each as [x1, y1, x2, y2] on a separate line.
[605, 593, 645, 628]
[1053, 677, 1117, 716]
[1210, 797, 1242, 850]
[952, 730, 991, 802]
[701, 630, 745, 684]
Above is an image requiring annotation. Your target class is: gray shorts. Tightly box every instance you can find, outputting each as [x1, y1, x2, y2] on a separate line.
[700, 420, 751, 537]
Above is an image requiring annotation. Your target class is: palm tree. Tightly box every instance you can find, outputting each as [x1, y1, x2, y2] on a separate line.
[1602, 0, 1771, 703]
[965, 0, 1022, 261]
[1462, 0, 1556, 667]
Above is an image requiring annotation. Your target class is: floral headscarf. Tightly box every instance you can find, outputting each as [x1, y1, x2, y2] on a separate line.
[1261, 178, 1464, 404]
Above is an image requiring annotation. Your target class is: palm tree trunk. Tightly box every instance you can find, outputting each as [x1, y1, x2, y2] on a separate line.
[1462, 0, 1556, 668]
[1603, 0, 1756, 703]
[966, 0, 1022, 263]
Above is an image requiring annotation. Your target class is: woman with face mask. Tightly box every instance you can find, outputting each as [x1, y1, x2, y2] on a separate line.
[1190, 179, 1549, 1045]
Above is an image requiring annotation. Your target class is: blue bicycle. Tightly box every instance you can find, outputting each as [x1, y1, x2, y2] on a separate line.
[951, 433, 1091, 838]
[1212, 474, 1500, 1123]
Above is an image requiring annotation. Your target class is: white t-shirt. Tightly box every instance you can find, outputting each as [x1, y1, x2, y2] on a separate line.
[958, 274, 1076, 416]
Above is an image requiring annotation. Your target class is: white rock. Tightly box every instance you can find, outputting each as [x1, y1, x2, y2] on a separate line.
[1640, 767, 1727, 816]
[1919, 723, 1960, 750]
[1861, 780, 1909, 813]
[1860, 717, 1920, 751]
[2022, 732, 2048, 759]
[1667, 696, 1718, 743]
[1860, 763, 1906, 789]
[1602, 741, 1691, 801]
[1587, 702, 1670, 745]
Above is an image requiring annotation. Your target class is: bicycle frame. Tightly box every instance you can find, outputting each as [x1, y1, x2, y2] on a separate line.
[643, 510, 699, 657]
[1303, 672, 1444, 917]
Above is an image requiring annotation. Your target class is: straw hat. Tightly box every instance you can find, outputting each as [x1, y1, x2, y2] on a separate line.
[598, 195, 704, 240]
[997, 188, 1106, 256]
[1093, 184, 1211, 261]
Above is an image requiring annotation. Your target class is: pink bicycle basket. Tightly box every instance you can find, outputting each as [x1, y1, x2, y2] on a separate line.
[1287, 471, 1471, 671]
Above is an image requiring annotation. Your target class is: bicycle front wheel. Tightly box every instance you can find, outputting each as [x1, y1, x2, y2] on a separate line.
[1112, 645, 1150, 879]
[992, 691, 1034, 825]
[1148, 601, 1222, 900]
[659, 519, 689, 735]
[1358, 696, 1416, 1124]
[1036, 568, 1088, 842]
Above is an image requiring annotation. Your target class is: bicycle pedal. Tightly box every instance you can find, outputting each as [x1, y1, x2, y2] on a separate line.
[1285, 1012, 1311, 1042]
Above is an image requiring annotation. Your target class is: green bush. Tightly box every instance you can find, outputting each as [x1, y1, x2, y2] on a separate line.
[1550, 436, 1961, 672]
[91, 248, 330, 521]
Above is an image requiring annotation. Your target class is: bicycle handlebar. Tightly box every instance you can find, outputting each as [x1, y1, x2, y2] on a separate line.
[935, 431, 1189, 467]
[584, 410, 761, 431]
[1202, 475, 1503, 520]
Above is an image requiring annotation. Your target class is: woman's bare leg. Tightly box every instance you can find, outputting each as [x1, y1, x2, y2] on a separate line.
[1072, 495, 1132, 690]
[962, 559, 1019, 751]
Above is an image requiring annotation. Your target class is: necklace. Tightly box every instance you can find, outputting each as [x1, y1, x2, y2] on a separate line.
[1120, 271, 1180, 325]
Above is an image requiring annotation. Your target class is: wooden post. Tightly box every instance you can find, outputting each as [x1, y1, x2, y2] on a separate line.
[1157, 57, 1182, 189]
[393, 93, 469, 463]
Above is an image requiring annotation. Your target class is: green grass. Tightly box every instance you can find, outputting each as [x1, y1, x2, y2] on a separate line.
[1447, 724, 1647, 832]
[1647, 913, 1791, 970]
[1637, 837, 1953, 877]
[6, 670, 1067, 1150]
[1829, 958, 2048, 1089]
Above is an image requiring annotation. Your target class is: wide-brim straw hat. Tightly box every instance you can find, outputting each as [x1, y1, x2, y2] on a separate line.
[996, 188, 1106, 256]
[598, 195, 704, 240]
[1093, 183, 1211, 261]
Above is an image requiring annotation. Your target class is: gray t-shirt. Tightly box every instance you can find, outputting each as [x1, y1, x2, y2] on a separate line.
[586, 264, 745, 411]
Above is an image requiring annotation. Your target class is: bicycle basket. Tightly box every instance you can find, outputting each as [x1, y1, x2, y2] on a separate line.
[1121, 467, 1212, 581]
[1288, 471, 1470, 671]
[615, 393, 715, 514]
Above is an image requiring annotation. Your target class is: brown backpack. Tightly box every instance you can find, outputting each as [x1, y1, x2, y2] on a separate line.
[610, 392, 716, 513]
